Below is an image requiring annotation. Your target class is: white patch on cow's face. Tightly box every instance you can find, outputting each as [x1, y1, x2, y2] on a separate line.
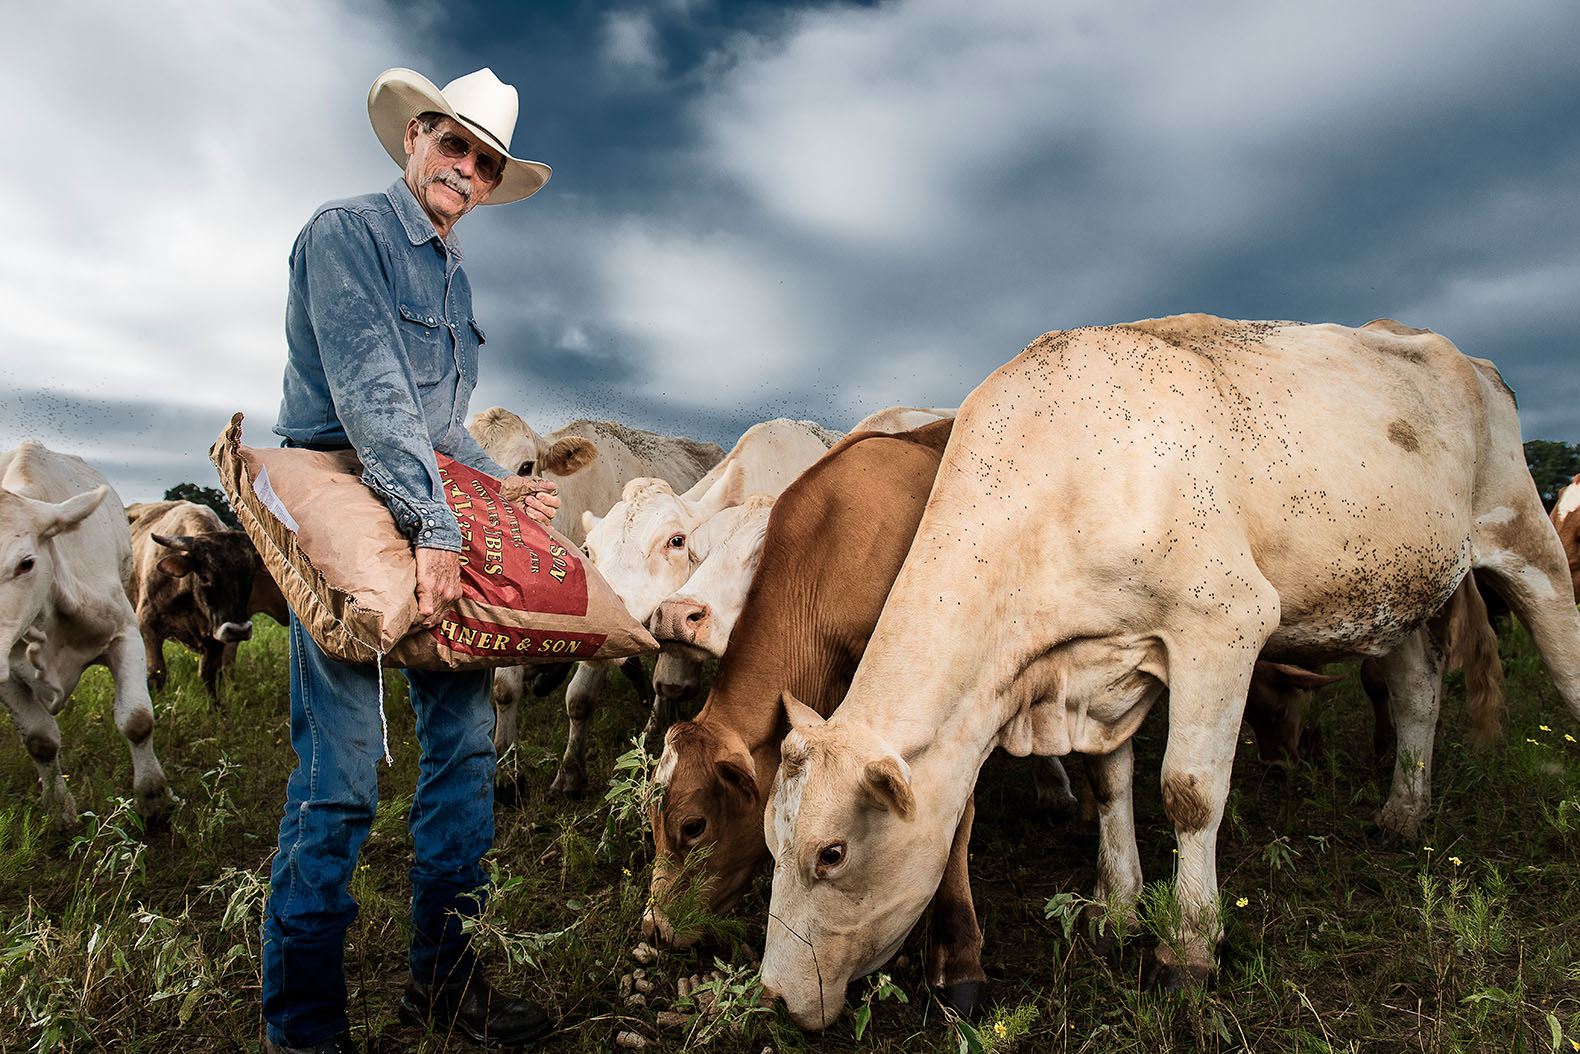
[1556, 484, 1580, 521]
[767, 733, 809, 863]
[654, 732, 679, 788]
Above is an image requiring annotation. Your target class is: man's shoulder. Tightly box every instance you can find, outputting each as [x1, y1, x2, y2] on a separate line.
[306, 190, 395, 228]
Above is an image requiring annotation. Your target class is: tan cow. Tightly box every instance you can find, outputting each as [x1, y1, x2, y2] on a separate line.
[1, 442, 170, 825]
[543, 419, 842, 797]
[468, 409, 725, 765]
[1551, 474, 1580, 602]
[760, 316, 1580, 1028]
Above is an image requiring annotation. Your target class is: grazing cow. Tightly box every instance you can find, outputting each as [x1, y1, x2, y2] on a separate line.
[543, 419, 842, 797]
[1552, 474, 1580, 602]
[468, 409, 725, 762]
[1, 442, 170, 825]
[126, 501, 262, 698]
[759, 316, 1580, 1028]
[849, 406, 957, 435]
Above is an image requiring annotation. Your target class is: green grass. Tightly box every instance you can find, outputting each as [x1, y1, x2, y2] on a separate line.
[3, 618, 1580, 1051]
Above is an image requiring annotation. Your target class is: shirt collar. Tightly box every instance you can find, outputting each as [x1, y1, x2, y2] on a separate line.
[385, 178, 465, 259]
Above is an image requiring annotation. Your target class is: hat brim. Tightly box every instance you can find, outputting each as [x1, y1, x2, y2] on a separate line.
[367, 67, 551, 205]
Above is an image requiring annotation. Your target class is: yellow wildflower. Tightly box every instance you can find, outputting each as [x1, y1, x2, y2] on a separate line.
[994, 1022, 1008, 1038]
[1449, 856, 1462, 866]
[1236, 896, 1249, 908]
[1541, 724, 1553, 732]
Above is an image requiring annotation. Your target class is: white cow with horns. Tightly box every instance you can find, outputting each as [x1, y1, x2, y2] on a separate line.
[759, 316, 1580, 1029]
[1, 442, 170, 825]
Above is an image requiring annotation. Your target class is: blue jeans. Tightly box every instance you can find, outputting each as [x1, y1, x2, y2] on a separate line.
[262, 614, 496, 1047]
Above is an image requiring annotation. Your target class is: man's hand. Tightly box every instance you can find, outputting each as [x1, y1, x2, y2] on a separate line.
[500, 474, 562, 527]
[414, 546, 462, 629]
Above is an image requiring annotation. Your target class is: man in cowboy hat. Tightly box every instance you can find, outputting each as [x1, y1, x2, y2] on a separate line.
[263, 66, 559, 1053]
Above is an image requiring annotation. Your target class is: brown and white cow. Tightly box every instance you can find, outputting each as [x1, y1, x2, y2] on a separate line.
[759, 316, 1580, 1028]
[1, 442, 170, 825]
[126, 500, 263, 699]
[1551, 474, 1580, 602]
[468, 409, 725, 765]
[533, 419, 843, 798]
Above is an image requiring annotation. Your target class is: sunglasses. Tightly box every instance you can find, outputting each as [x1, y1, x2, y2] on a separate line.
[429, 129, 505, 184]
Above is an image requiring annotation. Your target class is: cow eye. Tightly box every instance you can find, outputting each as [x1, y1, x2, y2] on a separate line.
[816, 843, 846, 874]
[680, 818, 706, 842]
[517, 460, 535, 477]
[668, 534, 686, 550]
[14, 555, 34, 576]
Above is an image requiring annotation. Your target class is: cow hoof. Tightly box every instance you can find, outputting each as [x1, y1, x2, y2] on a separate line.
[938, 980, 986, 1018]
[548, 773, 586, 800]
[1142, 956, 1211, 995]
[1365, 823, 1407, 848]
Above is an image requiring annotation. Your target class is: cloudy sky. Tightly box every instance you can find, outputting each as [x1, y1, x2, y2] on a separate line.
[3, 0, 1577, 502]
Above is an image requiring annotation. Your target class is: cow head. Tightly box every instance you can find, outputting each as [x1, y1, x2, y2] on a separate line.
[152, 529, 259, 643]
[1243, 661, 1345, 766]
[760, 692, 950, 1030]
[649, 497, 773, 660]
[468, 406, 598, 479]
[0, 483, 109, 682]
[580, 464, 745, 624]
[643, 719, 762, 947]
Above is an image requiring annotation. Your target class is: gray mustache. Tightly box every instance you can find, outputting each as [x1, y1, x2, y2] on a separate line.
[426, 171, 473, 201]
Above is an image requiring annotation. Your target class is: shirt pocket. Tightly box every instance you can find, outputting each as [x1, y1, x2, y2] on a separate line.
[398, 302, 453, 386]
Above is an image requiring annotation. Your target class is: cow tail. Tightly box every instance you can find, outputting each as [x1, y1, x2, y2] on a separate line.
[1449, 575, 1506, 751]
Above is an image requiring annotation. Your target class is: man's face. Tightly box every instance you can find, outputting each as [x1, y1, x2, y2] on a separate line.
[402, 116, 501, 233]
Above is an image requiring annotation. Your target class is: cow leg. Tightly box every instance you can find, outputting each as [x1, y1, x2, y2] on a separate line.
[551, 662, 608, 798]
[1472, 517, 1580, 721]
[1150, 649, 1262, 990]
[491, 665, 526, 757]
[1085, 739, 1141, 953]
[104, 627, 169, 822]
[1373, 627, 1447, 840]
[531, 661, 573, 697]
[646, 652, 699, 744]
[198, 640, 225, 700]
[141, 622, 167, 694]
[0, 679, 77, 825]
[1031, 754, 1078, 815]
[927, 793, 986, 1016]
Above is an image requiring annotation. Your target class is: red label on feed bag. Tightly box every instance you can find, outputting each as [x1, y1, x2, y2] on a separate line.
[437, 455, 589, 617]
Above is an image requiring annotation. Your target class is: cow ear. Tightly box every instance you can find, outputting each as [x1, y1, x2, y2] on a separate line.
[581, 510, 600, 536]
[34, 486, 109, 539]
[158, 554, 192, 578]
[781, 690, 825, 733]
[863, 755, 915, 819]
[542, 437, 598, 476]
[1262, 661, 1345, 692]
[694, 461, 745, 519]
[716, 750, 758, 802]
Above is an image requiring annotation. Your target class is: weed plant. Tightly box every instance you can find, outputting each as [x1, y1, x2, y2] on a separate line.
[2, 617, 1580, 1050]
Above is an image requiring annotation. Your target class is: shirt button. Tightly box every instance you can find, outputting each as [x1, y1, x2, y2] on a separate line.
[427, 316, 436, 325]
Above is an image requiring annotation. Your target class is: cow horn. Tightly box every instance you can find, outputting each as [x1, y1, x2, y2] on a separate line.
[151, 533, 197, 550]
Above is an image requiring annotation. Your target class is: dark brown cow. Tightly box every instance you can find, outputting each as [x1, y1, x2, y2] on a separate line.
[126, 501, 262, 698]
[1553, 474, 1580, 602]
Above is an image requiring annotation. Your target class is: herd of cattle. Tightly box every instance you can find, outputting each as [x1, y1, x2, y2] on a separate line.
[4, 314, 1580, 1029]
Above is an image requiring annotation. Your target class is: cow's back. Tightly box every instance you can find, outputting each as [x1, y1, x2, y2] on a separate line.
[927, 315, 1510, 661]
[684, 418, 844, 502]
[2, 442, 132, 593]
[547, 420, 724, 544]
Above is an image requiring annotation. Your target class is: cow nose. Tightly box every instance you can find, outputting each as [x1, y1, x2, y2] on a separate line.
[214, 620, 253, 643]
[651, 598, 710, 645]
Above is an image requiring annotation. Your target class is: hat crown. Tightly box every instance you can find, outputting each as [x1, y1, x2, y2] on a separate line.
[441, 68, 518, 153]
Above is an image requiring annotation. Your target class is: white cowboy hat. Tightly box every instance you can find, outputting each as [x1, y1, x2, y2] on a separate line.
[368, 67, 551, 205]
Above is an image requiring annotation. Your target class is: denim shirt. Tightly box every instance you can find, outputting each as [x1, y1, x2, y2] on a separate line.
[275, 179, 509, 552]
